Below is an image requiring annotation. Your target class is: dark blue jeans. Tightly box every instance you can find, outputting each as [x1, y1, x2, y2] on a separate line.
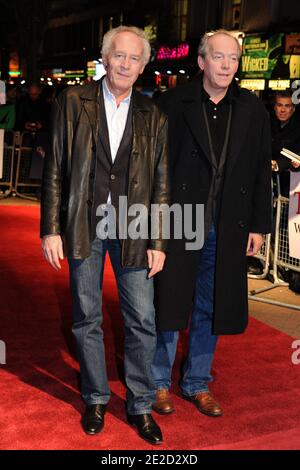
[151, 226, 218, 396]
[68, 238, 157, 415]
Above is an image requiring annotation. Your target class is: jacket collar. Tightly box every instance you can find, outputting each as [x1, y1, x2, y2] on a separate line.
[79, 75, 149, 112]
[80, 76, 151, 156]
[181, 75, 251, 175]
[182, 75, 240, 104]
[79, 78, 102, 101]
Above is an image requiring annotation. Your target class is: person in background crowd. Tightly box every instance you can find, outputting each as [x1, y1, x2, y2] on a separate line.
[152, 30, 272, 418]
[15, 83, 48, 132]
[270, 90, 300, 197]
[5, 84, 18, 105]
[40, 26, 169, 445]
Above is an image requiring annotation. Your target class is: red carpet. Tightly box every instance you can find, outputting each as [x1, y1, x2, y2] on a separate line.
[1, 205, 300, 450]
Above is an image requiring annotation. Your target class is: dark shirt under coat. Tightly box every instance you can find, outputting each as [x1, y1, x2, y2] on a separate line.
[201, 84, 233, 165]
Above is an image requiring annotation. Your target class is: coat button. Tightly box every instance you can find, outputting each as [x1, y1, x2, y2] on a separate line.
[89, 172, 95, 179]
[87, 199, 92, 207]
[238, 220, 245, 228]
[110, 174, 116, 181]
[181, 183, 187, 190]
[240, 187, 246, 195]
[191, 149, 198, 157]
[91, 145, 96, 152]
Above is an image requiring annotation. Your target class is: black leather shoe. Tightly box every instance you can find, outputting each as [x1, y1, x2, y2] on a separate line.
[82, 404, 106, 435]
[127, 413, 163, 445]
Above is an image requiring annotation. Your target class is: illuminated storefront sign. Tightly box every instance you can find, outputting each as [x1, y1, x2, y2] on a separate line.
[52, 68, 65, 78]
[87, 61, 96, 77]
[241, 34, 284, 79]
[9, 52, 20, 78]
[156, 43, 189, 60]
[289, 55, 300, 78]
[241, 33, 300, 80]
[240, 79, 265, 90]
[87, 61, 106, 80]
[65, 69, 85, 78]
[268, 79, 290, 90]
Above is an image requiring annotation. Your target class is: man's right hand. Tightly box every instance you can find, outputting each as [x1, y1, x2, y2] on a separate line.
[291, 160, 300, 169]
[42, 235, 64, 270]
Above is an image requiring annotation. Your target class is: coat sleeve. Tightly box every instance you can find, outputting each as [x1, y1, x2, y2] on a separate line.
[149, 112, 170, 252]
[40, 95, 66, 238]
[250, 110, 272, 234]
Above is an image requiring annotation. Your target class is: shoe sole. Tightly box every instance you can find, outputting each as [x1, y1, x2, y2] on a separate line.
[82, 427, 104, 435]
[182, 395, 223, 417]
[127, 421, 163, 445]
[152, 406, 175, 415]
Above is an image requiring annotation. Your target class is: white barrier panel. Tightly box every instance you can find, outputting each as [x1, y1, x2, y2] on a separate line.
[0, 80, 5, 179]
[288, 172, 300, 260]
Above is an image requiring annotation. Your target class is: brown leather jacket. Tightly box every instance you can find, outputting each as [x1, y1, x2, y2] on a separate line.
[40, 80, 170, 266]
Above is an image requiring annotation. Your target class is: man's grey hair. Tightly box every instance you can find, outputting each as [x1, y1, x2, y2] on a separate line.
[101, 25, 151, 65]
[198, 29, 242, 59]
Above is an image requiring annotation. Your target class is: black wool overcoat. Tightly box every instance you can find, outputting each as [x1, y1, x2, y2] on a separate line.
[155, 78, 272, 335]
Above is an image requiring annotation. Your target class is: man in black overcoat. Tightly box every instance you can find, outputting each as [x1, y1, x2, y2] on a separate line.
[152, 30, 272, 417]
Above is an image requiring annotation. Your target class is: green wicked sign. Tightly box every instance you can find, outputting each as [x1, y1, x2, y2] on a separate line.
[240, 34, 284, 79]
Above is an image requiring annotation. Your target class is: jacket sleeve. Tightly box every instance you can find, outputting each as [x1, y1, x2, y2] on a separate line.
[149, 112, 170, 252]
[276, 155, 293, 172]
[40, 95, 67, 238]
[250, 110, 272, 234]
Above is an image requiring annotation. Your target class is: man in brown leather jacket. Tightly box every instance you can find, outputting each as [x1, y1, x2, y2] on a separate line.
[40, 26, 169, 445]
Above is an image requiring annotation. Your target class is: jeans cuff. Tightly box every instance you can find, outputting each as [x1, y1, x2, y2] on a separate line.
[181, 387, 209, 397]
[85, 400, 109, 406]
[127, 410, 152, 416]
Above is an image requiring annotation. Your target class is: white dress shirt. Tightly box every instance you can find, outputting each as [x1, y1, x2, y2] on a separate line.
[102, 77, 132, 206]
[102, 77, 132, 163]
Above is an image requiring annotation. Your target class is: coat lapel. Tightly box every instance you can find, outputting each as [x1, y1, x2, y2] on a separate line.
[182, 99, 212, 167]
[181, 79, 253, 175]
[113, 98, 133, 165]
[79, 80, 99, 147]
[80, 77, 112, 163]
[225, 98, 252, 179]
[98, 90, 112, 164]
[181, 81, 213, 167]
[131, 90, 151, 154]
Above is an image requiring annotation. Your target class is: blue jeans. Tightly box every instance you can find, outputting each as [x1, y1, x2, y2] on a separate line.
[68, 238, 157, 415]
[151, 226, 218, 396]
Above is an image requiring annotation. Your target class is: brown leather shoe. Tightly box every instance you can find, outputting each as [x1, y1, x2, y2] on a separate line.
[183, 392, 223, 417]
[152, 389, 175, 414]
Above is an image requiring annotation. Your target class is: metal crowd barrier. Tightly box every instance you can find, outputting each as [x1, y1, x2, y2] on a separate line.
[248, 194, 300, 311]
[247, 233, 271, 280]
[0, 130, 16, 199]
[273, 195, 300, 278]
[14, 131, 42, 201]
[0, 130, 43, 201]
